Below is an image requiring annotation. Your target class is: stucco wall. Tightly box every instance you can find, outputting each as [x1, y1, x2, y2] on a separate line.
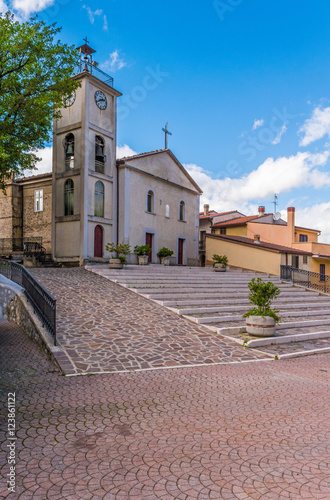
[205, 236, 282, 275]
[118, 156, 200, 265]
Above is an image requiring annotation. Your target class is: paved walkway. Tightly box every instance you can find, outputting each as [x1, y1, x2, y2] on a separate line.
[1, 320, 330, 499]
[31, 269, 268, 374]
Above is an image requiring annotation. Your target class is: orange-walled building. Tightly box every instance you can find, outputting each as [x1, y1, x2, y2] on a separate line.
[207, 206, 330, 276]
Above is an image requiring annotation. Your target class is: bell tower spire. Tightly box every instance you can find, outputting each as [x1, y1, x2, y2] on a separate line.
[52, 39, 122, 265]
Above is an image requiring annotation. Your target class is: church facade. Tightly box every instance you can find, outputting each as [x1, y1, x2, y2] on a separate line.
[0, 43, 201, 266]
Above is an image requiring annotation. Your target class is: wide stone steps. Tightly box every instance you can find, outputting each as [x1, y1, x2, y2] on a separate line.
[86, 265, 330, 359]
[177, 300, 330, 315]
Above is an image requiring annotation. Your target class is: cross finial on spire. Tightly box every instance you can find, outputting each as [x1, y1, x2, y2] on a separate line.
[83, 36, 89, 45]
[162, 122, 172, 149]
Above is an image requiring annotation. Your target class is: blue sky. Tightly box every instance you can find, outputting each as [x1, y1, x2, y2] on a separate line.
[4, 0, 330, 239]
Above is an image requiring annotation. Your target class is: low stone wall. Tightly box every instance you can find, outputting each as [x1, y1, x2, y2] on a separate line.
[0, 276, 61, 371]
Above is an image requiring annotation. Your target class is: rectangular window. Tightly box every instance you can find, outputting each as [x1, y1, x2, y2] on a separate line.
[320, 264, 325, 282]
[165, 204, 170, 218]
[299, 234, 308, 242]
[34, 190, 43, 212]
[303, 255, 308, 264]
[220, 228, 226, 235]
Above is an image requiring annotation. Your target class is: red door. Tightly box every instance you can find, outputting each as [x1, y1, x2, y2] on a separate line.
[178, 238, 184, 265]
[94, 225, 103, 257]
[146, 233, 153, 262]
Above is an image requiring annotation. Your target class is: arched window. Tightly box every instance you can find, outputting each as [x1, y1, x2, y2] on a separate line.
[179, 200, 185, 221]
[95, 135, 106, 173]
[94, 181, 104, 218]
[147, 190, 154, 213]
[64, 179, 74, 216]
[63, 133, 74, 171]
[165, 204, 170, 218]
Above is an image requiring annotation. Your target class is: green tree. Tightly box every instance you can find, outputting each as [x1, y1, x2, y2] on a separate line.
[0, 12, 80, 191]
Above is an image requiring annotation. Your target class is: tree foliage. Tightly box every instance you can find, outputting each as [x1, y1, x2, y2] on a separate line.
[0, 12, 80, 191]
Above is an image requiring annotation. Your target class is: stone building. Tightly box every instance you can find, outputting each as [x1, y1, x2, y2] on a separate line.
[0, 42, 201, 266]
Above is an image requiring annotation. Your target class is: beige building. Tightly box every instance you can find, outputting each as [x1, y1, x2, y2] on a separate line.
[0, 42, 201, 266]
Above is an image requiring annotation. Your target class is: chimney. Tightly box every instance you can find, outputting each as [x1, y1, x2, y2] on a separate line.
[254, 234, 261, 244]
[258, 206, 265, 217]
[287, 207, 295, 244]
[204, 204, 209, 216]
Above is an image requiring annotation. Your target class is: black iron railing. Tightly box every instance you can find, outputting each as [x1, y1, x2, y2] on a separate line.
[0, 259, 56, 344]
[281, 265, 330, 294]
[0, 237, 43, 254]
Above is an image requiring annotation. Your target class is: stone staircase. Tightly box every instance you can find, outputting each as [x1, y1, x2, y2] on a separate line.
[86, 264, 330, 359]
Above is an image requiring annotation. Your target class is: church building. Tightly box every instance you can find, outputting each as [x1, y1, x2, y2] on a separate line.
[0, 42, 201, 266]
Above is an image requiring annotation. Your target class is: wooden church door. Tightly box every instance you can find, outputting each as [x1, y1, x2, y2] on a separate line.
[94, 225, 103, 257]
[178, 238, 184, 265]
[146, 233, 153, 262]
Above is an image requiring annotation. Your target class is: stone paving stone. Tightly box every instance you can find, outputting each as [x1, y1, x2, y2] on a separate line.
[29, 268, 267, 374]
[1, 322, 330, 498]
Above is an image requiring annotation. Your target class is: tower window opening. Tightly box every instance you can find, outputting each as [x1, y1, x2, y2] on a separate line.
[95, 135, 106, 173]
[64, 133, 75, 171]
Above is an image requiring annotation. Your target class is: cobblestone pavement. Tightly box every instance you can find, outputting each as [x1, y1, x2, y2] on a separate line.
[30, 269, 268, 374]
[1, 321, 330, 499]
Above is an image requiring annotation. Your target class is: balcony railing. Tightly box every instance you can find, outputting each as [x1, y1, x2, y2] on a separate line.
[0, 259, 56, 344]
[0, 237, 43, 254]
[280, 265, 330, 294]
[95, 160, 105, 174]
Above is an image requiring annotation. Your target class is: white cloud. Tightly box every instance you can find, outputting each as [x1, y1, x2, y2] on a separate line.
[184, 150, 330, 213]
[116, 145, 137, 158]
[21, 146, 52, 177]
[0, 0, 9, 13]
[103, 14, 108, 31]
[272, 124, 287, 145]
[12, 0, 55, 17]
[252, 118, 264, 130]
[82, 4, 103, 24]
[299, 106, 330, 146]
[294, 202, 330, 243]
[100, 50, 127, 73]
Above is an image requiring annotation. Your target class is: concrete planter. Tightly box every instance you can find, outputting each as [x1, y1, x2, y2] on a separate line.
[138, 255, 149, 265]
[245, 316, 276, 337]
[213, 263, 226, 272]
[109, 258, 123, 269]
[161, 257, 170, 266]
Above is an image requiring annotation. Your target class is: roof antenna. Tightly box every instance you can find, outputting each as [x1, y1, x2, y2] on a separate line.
[273, 194, 281, 221]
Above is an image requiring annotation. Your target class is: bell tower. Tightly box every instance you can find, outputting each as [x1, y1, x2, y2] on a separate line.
[52, 40, 122, 265]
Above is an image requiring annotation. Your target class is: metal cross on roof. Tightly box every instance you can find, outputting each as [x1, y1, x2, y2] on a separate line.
[162, 122, 172, 149]
[83, 36, 89, 44]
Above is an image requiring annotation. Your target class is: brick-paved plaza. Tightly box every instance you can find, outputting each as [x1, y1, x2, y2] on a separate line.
[30, 269, 268, 374]
[1, 318, 330, 499]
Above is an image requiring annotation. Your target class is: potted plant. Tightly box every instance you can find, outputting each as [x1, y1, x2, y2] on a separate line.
[212, 254, 229, 272]
[134, 244, 152, 265]
[243, 278, 281, 337]
[157, 247, 174, 266]
[106, 243, 131, 269]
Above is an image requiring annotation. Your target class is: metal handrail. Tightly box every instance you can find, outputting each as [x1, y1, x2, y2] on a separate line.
[280, 265, 330, 294]
[0, 259, 56, 344]
[0, 237, 43, 253]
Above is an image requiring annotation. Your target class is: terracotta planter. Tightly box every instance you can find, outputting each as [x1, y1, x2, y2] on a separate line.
[245, 316, 276, 337]
[213, 263, 226, 272]
[138, 255, 149, 265]
[109, 258, 123, 269]
[161, 257, 170, 266]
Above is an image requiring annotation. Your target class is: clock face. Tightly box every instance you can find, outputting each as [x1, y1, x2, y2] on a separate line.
[63, 91, 76, 108]
[95, 90, 107, 110]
